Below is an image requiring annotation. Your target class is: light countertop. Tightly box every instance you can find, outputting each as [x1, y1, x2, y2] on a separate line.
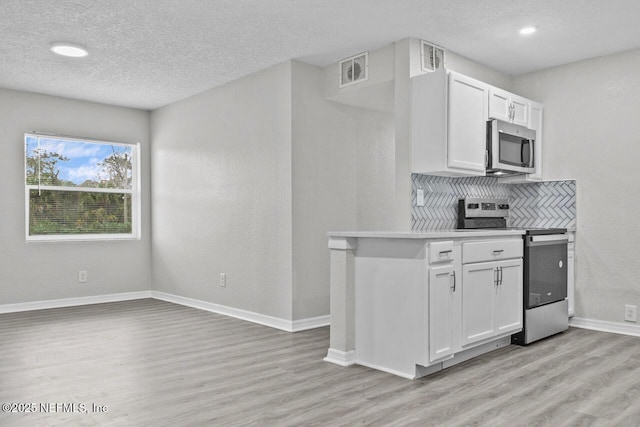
[327, 229, 526, 240]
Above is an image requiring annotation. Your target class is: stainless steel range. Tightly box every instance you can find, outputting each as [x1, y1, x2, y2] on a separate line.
[458, 197, 569, 345]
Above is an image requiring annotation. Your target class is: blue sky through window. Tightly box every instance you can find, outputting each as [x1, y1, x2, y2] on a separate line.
[26, 135, 132, 187]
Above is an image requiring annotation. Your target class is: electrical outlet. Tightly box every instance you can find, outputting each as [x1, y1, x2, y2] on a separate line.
[220, 273, 226, 287]
[78, 270, 88, 283]
[624, 304, 637, 322]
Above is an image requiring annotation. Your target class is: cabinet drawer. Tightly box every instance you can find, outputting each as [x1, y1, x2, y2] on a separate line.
[429, 241, 454, 264]
[462, 239, 523, 264]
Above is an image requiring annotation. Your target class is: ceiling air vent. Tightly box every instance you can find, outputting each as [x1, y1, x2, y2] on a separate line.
[421, 41, 445, 72]
[339, 52, 369, 88]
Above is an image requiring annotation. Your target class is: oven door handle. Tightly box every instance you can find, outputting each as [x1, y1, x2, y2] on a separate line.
[530, 235, 569, 243]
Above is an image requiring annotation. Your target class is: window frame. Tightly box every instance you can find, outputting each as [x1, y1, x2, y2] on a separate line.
[24, 133, 141, 242]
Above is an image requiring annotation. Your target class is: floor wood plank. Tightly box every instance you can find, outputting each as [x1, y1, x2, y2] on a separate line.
[1, 299, 639, 426]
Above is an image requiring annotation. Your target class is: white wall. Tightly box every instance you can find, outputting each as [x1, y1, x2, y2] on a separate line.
[150, 62, 294, 320]
[0, 88, 151, 304]
[446, 51, 513, 91]
[513, 48, 640, 322]
[150, 59, 397, 322]
[292, 61, 355, 320]
[408, 39, 513, 91]
[291, 61, 396, 320]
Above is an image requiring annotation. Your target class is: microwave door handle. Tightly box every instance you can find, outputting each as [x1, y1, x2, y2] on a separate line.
[521, 139, 533, 167]
[530, 139, 535, 168]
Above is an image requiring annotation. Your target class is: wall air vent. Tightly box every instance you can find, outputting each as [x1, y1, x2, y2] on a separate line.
[339, 52, 369, 88]
[421, 40, 445, 72]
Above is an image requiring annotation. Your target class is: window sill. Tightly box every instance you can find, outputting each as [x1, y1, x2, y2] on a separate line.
[26, 234, 140, 243]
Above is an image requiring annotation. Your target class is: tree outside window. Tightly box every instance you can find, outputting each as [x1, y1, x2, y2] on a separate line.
[24, 133, 140, 240]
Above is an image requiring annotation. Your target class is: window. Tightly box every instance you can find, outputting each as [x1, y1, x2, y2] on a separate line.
[24, 133, 140, 241]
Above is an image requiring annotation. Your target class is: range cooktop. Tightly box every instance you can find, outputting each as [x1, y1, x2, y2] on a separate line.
[457, 198, 567, 235]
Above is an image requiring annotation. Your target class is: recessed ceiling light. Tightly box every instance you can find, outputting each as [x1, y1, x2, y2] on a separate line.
[50, 42, 89, 58]
[519, 26, 537, 36]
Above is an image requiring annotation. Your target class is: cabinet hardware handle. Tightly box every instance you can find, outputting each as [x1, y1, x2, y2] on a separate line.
[499, 267, 503, 286]
[494, 268, 499, 286]
[451, 271, 456, 292]
[439, 250, 452, 256]
[485, 150, 489, 167]
[492, 249, 504, 255]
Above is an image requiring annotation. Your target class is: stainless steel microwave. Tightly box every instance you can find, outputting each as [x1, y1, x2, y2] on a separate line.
[486, 119, 536, 176]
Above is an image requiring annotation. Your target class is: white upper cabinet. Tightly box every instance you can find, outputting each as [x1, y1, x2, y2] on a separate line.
[411, 69, 487, 176]
[489, 87, 529, 127]
[447, 72, 489, 173]
[411, 67, 543, 178]
[527, 101, 544, 181]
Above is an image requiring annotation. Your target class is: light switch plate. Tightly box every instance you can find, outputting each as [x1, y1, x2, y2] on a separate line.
[417, 189, 425, 207]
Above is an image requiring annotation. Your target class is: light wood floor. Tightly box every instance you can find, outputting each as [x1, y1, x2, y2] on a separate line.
[1, 299, 640, 427]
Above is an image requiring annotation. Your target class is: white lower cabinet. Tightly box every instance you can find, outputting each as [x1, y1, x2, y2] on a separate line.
[352, 236, 524, 379]
[428, 262, 461, 362]
[496, 259, 524, 334]
[427, 238, 522, 363]
[462, 258, 523, 347]
[461, 262, 496, 345]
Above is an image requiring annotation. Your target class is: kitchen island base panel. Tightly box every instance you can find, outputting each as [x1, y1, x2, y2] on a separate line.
[323, 348, 356, 366]
[351, 336, 512, 380]
[326, 230, 526, 379]
[327, 237, 357, 354]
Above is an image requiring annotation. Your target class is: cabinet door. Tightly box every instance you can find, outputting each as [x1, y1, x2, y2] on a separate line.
[447, 72, 488, 173]
[488, 87, 511, 122]
[495, 259, 523, 335]
[527, 101, 544, 181]
[510, 94, 529, 127]
[462, 261, 497, 346]
[567, 243, 575, 317]
[429, 265, 458, 362]
[489, 88, 529, 126]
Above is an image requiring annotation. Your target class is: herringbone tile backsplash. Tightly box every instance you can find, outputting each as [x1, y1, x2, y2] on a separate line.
[411, 174, 576, 230]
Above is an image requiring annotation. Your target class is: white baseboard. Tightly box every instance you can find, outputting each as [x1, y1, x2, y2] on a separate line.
[570, 317, 640, 337]
[151, 291, 328, 333]
[0, 291, 329, 333]
[355, 360, 416, 379]
[324, 348, 357, 367]
[292, 315, 330, 332]
[0, 291, 152, 314]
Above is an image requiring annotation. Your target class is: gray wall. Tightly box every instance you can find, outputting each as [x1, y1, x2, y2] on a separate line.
[150, 61, 295, 320]
[446, 51, 513, 91]
[0, 88, 151, 304]
[7, 40, 635, 328]
[291, 60, 396, 319]
[150, 59, 397, 322]
[513, 48, 640, 322]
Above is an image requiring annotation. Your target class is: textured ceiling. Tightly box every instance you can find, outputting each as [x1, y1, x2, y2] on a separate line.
[1, 0, 639, 110]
